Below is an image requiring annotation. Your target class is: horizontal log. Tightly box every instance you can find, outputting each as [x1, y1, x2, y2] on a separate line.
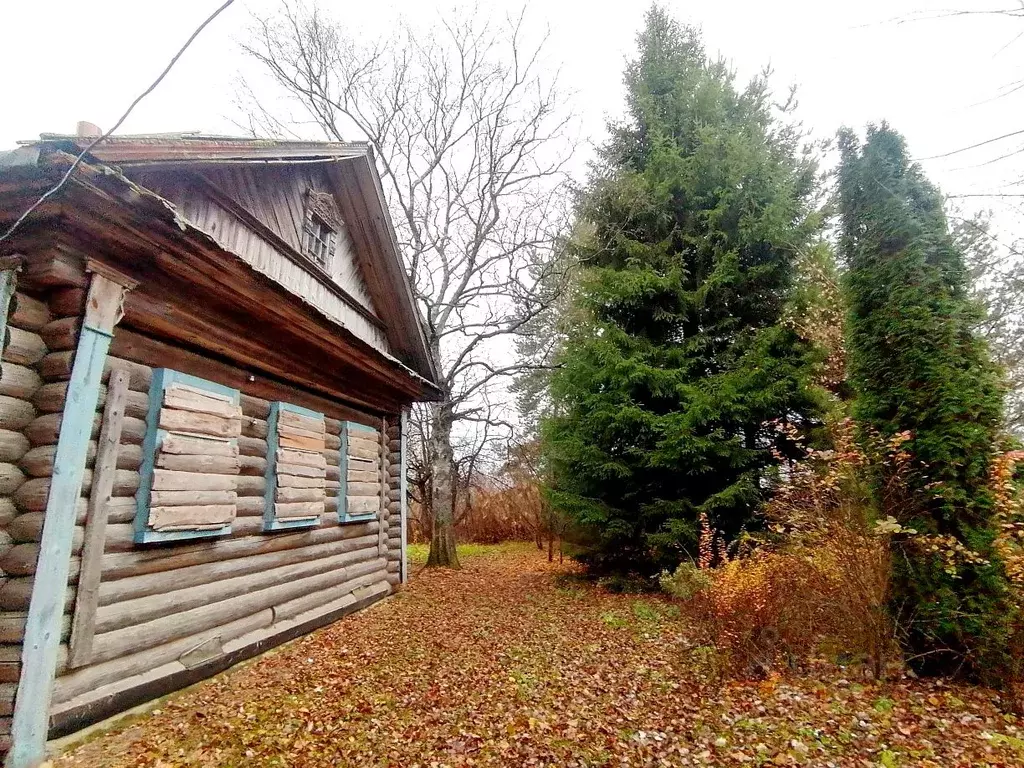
[24, 413, 146, 447]
[103, 357, 153, 392]
[39, 316, 79, 352]
[239, 393, 270, 420]
[156, 452, 240, 475]
[0, 577, 73, 612]
[237, 435, 266, 457]
[161, 432, 236, 457]
[347, 426, 379, 439]
[386, 488, 402, 502]
[101, 533, 376, 606]
[88, 557, 386, 664]
[48, 286, 86, 318]
[347, 482, 381, 496]
[324, 496, 338, 514]
[163, 386, 240, 419]
[0, 612, 71, 644]
[265, 572, 385, 625]
[159, 408, 240, 439]
[0, 396, 35, 432]
[20, 442, 142, 477]
[241, 418, 268, 440]
[235, 497, 263, 517]
[101, 520, 379, 581]
[10, 293, 49, 332]
[39, 350, 74, 381]
[3, 327, 46, 366]
[325, 464, 339, 482]
[323, 448, 341, 465]
[347, 497, 379, 515]
[276, 474, 324, 489]
[275, 501, 324, 519]
[32, 382, 148, 419]
[0, 430, 28, 464]
[0, 530, 11, 558]
[148, 505, 236, 531]
[9, 507, 86, 542]
[0, 463, 24, 496]
[275, 487, 322, 503]
[3, 531, 83, 568]
[278, 448, 325, 469]
[239, 454, 266, 476]
[52, 609, 273, 706]
[388, 438, 401, 452]
[323, 417, 342, 435]
[151, 470, 236, 492]
[325, 479, 340, 491]
[279, 434, 325, 452]
[105, 497, 138, 525]
[278, 410, 324, 434]
[14, 470, 138, 512]
[149, 490, 237, 507]
[324, 433, 340, 451]
[103, 517, 265, 553]
[0, 363, 41, 400]
[235, 475, 265, 497]
[94, 547, 378, 634]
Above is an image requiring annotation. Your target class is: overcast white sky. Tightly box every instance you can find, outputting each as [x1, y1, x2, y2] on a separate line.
[2, 0, 1022, 245]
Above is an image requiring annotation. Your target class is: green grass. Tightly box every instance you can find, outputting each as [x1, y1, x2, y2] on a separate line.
[406, 541, 536, 565]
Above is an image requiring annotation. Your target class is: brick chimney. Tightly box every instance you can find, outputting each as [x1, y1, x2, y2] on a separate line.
[76, 121, 103, 138]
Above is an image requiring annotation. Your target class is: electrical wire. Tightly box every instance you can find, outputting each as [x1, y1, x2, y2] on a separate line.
[0, 0, 236, 245]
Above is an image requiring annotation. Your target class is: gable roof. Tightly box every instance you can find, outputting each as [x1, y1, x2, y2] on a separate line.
[15, 132, 437, 386]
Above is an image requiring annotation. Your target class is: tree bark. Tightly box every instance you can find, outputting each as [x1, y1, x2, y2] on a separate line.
[426, 401, 459, 568]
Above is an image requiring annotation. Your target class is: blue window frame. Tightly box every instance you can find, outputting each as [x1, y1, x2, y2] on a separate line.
[264, 401, 326, 531]
[135, 369, 240, 544]
[338, 421, 381, 524]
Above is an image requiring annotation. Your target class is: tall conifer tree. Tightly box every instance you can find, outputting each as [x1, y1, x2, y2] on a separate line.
[542, 6, 823, 573]
[837, 125, 1014, 679]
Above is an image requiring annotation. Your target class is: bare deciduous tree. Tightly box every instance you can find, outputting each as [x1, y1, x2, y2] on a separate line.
[240, 1, 574, 567]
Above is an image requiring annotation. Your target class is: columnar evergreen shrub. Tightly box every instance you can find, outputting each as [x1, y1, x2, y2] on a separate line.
[541, 6, 824, 574]
[837, 124, 1016, 681]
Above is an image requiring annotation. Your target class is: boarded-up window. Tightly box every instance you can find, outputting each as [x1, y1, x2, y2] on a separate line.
[135, 370, 242, 544]
[264, 402, 327, 531]
[339, 421, 382, 523]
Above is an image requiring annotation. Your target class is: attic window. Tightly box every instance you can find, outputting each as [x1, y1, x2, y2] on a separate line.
[303, 190, 341, 269]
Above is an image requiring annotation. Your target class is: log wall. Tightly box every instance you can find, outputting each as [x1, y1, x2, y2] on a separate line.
[0, 286, 404, 740]
[45, 339, 399, 730]
[0, 290, 58, 751]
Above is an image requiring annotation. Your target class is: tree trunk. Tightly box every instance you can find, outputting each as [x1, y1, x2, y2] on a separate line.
[547, 527, 554, 563]
[426, 400, 460, 568]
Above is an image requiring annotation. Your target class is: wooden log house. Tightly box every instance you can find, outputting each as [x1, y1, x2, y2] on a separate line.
[0, 129, 439, 767]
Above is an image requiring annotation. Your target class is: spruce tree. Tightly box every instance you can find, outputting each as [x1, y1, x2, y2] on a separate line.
[837, 124, 1014, 680]
[542, 6, 824, 574]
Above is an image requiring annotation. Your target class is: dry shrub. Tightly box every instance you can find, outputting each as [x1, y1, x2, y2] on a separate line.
[672, 419, 896, 679]
[456, 481, 544, 543]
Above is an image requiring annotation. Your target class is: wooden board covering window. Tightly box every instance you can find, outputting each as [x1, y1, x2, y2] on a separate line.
[263, 402, 327, 531]
[135, 370, 242, 543]
[339, 421, 382, 522]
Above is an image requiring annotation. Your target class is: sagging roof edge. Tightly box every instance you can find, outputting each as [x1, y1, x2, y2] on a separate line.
[0, 149, 443, 399]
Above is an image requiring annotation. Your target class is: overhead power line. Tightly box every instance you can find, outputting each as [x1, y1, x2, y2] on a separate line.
[917, 128, 1024, 162]
[0, 0, 236, 245]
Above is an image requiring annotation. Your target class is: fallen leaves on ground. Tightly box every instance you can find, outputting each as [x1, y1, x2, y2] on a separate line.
[57, 544, 1024, 767]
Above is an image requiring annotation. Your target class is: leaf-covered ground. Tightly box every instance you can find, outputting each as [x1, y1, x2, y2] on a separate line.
[57, 543, 1024, 767]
